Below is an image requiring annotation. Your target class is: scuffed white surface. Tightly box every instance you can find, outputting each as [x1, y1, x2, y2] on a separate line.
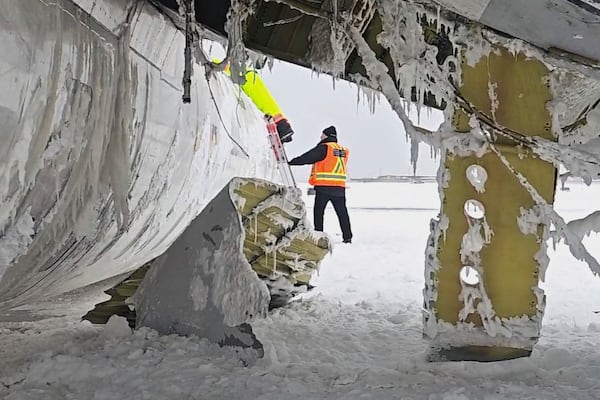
[0, 211, 34, 276]
[210, 225, 272, 327]
[134, 185, 272, 338]
[0, 0, 278, 306]
[190, 274, 209, 312]
[2, 182, 600, 399]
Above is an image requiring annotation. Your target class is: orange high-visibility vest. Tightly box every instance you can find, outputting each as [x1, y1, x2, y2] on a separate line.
[309, 143, 349, 187]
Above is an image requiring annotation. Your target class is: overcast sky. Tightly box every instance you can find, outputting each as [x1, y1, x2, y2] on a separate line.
[260, 61, 443, 179]
[204, 42, 443, 179]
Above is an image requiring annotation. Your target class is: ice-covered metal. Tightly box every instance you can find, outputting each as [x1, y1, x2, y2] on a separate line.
[0, 0, 278, 309]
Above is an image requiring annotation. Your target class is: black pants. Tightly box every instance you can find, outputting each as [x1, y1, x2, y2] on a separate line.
[313, 190, 352, 241]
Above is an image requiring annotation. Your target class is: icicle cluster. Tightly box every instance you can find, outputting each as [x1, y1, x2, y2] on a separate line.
[220, 0, 600, 280]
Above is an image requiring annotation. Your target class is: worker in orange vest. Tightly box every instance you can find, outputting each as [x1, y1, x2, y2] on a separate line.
[288, 126, 353, 243]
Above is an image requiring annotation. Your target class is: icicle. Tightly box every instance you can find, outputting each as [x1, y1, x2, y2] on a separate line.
[410, 137, 419, 175]
[482, 218, 494, 242]
[254, 213, 258, 243]
[264, 249, 268, 271]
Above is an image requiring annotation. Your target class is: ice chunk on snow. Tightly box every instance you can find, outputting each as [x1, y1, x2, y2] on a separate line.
[98, 315, 132, 341]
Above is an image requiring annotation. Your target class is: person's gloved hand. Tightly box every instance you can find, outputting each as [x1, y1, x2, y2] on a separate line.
[275, 118, 294, 143]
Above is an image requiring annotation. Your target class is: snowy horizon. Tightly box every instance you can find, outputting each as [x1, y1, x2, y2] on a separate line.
[2, 181, 600, 399]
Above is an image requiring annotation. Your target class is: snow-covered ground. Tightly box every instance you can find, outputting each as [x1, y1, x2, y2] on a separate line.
[1, 181, 600, 399]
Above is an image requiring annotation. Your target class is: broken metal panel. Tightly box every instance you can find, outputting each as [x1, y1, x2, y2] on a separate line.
[83, 178, 329, 336]
[82, 263, 151, 327]
[135, 179, 269, 351]
[456, 48, 556, 142]
[425, 46, 557, 361]
[133, 177, 329, 349]
[232, 178, 330, 306]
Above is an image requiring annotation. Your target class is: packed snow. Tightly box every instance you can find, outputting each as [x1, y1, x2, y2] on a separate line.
[1, 181, 600, 399]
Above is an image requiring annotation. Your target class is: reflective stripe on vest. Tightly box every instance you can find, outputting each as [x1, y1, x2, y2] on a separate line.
[309, 143, 349, 187]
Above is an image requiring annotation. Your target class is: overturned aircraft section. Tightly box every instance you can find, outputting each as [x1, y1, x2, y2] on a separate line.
[2, 0, 600, 362]
[0, 0, 329, 350]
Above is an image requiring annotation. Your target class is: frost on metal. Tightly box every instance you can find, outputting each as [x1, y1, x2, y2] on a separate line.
[135, 180, 269, 352]
[340, 1, 460, 174]
[0, 0, 279, 308]
[430, 315, 543, 350]
[422, 161, 449, 338]
[469, 29, 600, 191]
[308, 0, 376, 77]
[422, 217, 443, 338]
[559, 211, 600, 242]
[459, 217, 492, 265]
[200, 0, 600, 285]
[315, 0, 600, 280]
[261, 0, 600, 280]
[491, 145, 600, 277]
[229, 178, 330, 306]
[136, 175, 327, 347]
[518, 205, 551, 281]
[425, 161, 545, 349]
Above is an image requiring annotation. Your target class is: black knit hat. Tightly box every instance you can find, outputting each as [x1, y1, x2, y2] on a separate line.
[322, 125, 337, 138]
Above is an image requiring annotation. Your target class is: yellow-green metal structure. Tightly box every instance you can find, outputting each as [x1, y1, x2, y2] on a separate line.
[426, 47, 558, 361]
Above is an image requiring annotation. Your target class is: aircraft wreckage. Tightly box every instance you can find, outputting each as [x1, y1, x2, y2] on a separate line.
[1, 0, 600, 361]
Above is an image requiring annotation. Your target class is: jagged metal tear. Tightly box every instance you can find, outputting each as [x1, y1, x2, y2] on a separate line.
[135, 181, 270, 354]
